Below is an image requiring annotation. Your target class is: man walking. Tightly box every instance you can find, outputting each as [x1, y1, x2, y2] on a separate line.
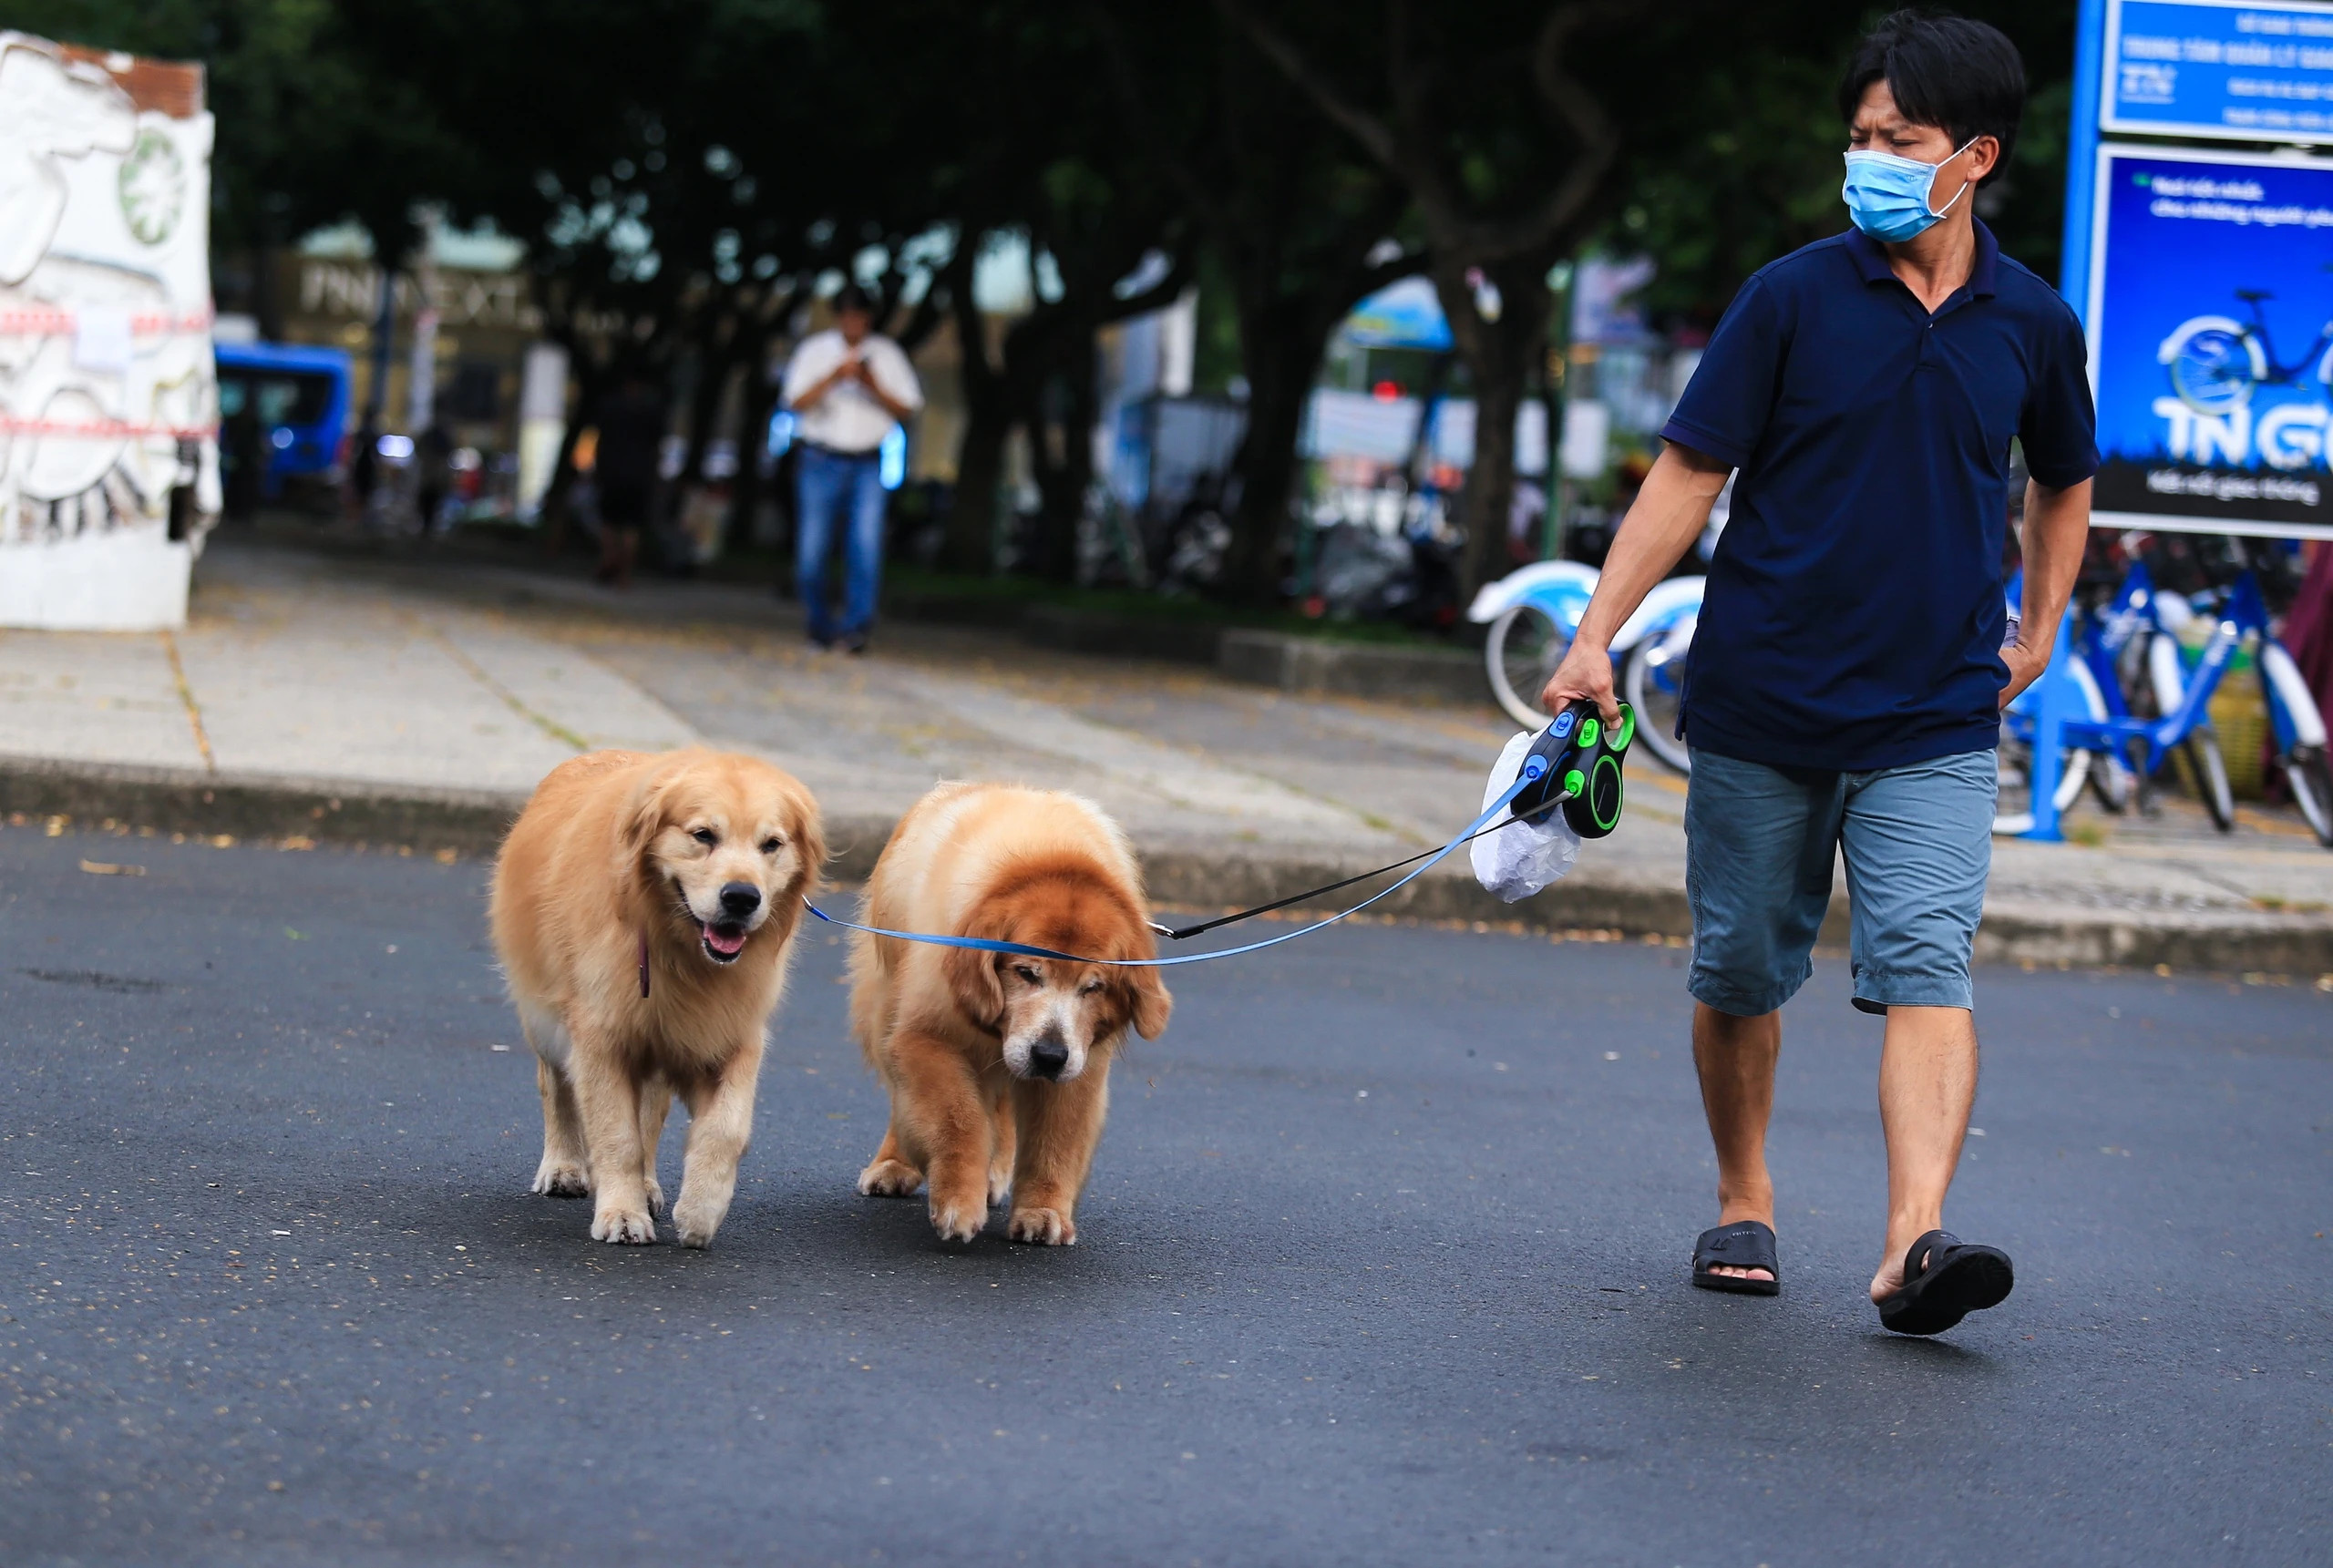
[782, 284, 922, 652]
[1542, 10, 2095, 1335]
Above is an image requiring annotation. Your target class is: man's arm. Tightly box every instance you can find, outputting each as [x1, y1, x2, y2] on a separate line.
[851, 355, 916, 423]
[2000, 477, 2091, 707]
[1539, 443, 1733, 722]
[853, 343, 920, 423]
[785, 340, 850, 415]
[788, 361, 851, 414]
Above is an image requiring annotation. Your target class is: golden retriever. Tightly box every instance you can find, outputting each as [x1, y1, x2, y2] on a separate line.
[490, 748, 823, 1247]
[851, 783, 1171, 1245]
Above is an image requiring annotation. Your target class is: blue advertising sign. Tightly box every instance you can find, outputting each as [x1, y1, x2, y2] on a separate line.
[1341, 278, 1453, 351]
[2103, 0, 2333, 143]
[2085, 142, 2333, 537]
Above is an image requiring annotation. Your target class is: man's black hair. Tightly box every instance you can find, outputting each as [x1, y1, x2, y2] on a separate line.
[1838, 9, 2026, 185]
[834, 282, 878, 315]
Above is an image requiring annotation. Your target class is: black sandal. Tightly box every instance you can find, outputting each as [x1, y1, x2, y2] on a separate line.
[1876, 1229, 2013, 1336]
[1691, 1220, 1780, 1296]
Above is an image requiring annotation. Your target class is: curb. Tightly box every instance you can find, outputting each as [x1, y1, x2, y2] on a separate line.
[0, 754, 1670, 929]
[881, 588, 1495, 708]
[5, 756, 2328, 977]
[0, 755, 526, 855]
[1215, 629, 1487, 705]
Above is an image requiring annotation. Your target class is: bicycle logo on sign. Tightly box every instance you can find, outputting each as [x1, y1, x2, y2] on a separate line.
[2158, 286, 2333, 473]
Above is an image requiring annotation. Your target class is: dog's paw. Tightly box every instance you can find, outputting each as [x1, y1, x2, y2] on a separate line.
[590, 1205, 657, 1245]
[986, 1164, 1013, 1207]
[671, 1193, 727, 1250]
[858, 1158, 924, 1198]
[643, 1179, 667, 1219]
[531, 1161, 590, 1199]
[928, 1196, 988, 1245]
[1006, 1206, 1076, 1246]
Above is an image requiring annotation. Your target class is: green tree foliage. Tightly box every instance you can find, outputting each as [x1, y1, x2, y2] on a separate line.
[1613, 0, 2081, 325]
[1096, 0, 1420, 601]
[1218, 0, 1843, 595]
[10, 0, 466, 259]
[17, 0, 2091, 604]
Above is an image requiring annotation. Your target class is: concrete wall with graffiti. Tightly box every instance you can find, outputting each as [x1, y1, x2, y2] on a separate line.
[0, 32, 219, 629]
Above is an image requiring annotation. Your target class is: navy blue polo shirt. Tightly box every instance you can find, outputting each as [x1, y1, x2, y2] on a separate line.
[1660, 220, 2096, 773]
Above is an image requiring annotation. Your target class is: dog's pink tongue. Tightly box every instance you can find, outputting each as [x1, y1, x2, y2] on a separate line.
[705, 923, 746, 956]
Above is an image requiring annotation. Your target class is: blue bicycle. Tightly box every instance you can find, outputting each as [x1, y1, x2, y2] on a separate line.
[1999, 546, 2333, 846]
[2144, 555, 2331, 843]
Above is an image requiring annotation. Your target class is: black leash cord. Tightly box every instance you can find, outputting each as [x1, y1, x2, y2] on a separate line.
[1152, 798, 1565, 942]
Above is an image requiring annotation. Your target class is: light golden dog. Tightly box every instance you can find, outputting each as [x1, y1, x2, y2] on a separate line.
[489, 747, 823, 1248]
[851, 783, 1171, 1245]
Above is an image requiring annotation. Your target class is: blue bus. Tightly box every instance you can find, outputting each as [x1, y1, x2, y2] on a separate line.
[213, 341, 352, 499]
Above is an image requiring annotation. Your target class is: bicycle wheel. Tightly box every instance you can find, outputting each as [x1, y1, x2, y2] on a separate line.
[1991, 727, 2093, 834]
[2088, 749, 2134, 813]
[1485, 603, 1569, 730]
[1621, 633, 1692, 775]
[2282, 748, 2333, 848]
[2180, 733, 2237, 831]
[2168, 327, 2258, 416]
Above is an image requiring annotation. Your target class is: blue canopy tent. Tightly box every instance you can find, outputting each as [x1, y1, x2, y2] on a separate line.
[1341, 277, 1453, 351]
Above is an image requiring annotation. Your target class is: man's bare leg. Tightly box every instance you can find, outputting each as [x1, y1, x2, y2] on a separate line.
[1692, 1002, 1781, 1284]
[1867, 1004, 1978, 1302]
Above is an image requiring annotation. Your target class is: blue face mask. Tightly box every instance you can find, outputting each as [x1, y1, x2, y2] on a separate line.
[1841, 138, 1977, 243]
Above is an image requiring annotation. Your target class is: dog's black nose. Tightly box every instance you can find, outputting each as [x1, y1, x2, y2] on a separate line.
[1028, 1034, 1070, 1080]
[719, 882, 762, 917]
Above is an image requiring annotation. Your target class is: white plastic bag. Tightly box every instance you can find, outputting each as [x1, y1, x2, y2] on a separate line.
[1471, 730, 1581, 902]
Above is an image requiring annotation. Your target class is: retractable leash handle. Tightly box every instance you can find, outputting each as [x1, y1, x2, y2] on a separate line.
[1508, 698, 1633, 839]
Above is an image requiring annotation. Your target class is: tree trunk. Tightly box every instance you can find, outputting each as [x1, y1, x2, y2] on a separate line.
[252, 238, 286, 343]
[539, 334, 611, 557]
[678, 311, 735, 486]
[943, 256, 1011, 575]
[948, 393, 1012, 575]
[725, 328, 780, 558]
[1435, 256, 1556, 601]
[1220, 296, 1325, 605]
[1029, 331, 1098, 584]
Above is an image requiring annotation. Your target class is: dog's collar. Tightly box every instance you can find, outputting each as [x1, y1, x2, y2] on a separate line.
[638, 930, 651, 999]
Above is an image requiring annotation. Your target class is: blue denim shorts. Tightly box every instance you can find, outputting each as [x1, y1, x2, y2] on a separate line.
[1683, 746, 1997, 1016]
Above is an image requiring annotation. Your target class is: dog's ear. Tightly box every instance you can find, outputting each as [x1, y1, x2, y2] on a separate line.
[619, 770, 672, 874]
[786, 784, 827, 898]
[1126, 965, 1173, 1040]
[944, 941, 1006, 1032]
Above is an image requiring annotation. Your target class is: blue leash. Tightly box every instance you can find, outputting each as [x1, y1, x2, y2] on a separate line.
[800, 767, 1550, 969]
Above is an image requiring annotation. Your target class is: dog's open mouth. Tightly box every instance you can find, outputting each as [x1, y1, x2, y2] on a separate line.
[700, 921, 748, 963]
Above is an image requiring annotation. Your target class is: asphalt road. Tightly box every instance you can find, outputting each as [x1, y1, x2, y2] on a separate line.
[3, 825, 2328, 1567]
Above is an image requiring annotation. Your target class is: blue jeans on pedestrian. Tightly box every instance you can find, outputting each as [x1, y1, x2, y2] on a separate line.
[1683, 746, 1998, 1017]
[795, 445, 888, 643]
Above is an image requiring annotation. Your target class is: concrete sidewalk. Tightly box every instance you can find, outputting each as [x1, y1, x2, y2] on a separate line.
[3, 538, 2328, 974]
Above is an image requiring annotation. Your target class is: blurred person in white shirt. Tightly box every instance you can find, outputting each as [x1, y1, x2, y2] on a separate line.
[780, 284, 923, 651]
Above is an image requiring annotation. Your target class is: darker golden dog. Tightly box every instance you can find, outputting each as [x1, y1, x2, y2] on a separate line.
[851, 783, 1171, 1245]
[490, 747, 823, 1247]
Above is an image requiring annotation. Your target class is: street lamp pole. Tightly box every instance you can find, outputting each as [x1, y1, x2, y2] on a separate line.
[1541, 260, 1573, 561]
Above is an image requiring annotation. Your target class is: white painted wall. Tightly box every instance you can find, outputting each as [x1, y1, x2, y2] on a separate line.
[0, 528, 192, 630]
[0, 32, 219, 630]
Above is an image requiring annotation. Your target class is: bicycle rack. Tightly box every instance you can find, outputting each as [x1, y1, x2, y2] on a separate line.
[2019, 617, 2081, 843]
